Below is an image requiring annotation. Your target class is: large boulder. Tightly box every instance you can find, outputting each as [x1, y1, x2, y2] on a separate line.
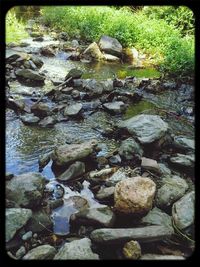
[6, 208, 32, 242]
[15, 69, 45, 84]
[57, 161, 85, 181]
[118, 114, 169, 145]
[98, 35, 122, 57]
[6, 173, 46, 209]
[54, 238, 99, 259]
[23, 245, 56, 260]
[114, 177, 156, 214]
[52, 139, 98, 166]
[82, 42, 104, 61]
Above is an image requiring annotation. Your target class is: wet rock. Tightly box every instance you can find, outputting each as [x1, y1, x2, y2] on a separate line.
[7, 98, 26, 113]
[54, 238, 99, 259]
[16, 246, 26, 259]
[59, 32, 69, 41]
[15, 69, 45, 84]
[172, 191, 194, 230]
[63, 103, 83, 116]
[70, 206, 116, 227]
[114, 177, 156, 214]
[105, 168, 127, 187]
[141, 207, 173, 230]
[90, 225, 173, 244]
[48, 199, 64, 210]
[88, 167, 116, 184]
[141, 157, 161, 174]
[155, 175, 189, 208]
[99, 35, 122, 57]
[172, 136, 194, 151]
[40, 46, 55, 57]
[22, 231, 32, 241]
[20, 114, 40, 125]
[30, 32, 43, 38]
[113, 78, 124, 87]
[33, 36, 44, 42]
[95, 186, 115, 201]
[6, 53, 21, 64]
[30, 55, 43, 68]
[23, 245, 56, 260]
[122, 47, 139, 63]
[52, 139, 97, 166]
[26, 210, 53, 233]
[38, 152, 52, 169]
[169, 153, 194, 169]
[6, 208, 32, 242]
[6, 172, 46, 209]
[119, 138, 143, 161]
[123, 240, 141, 259]
[57, 161, 85, 181]
[51, 78, 63, 86]
[118, 114, 169, 145]
[31, 102, 51, 118]
[100, 79, 113, 92]
[65, 68, 83, 80]
[38, 116, 56, 127]
[103, 54, 120, 62]
[103, 101, 126, 114]
[82, 42, 104, 61]
[83, 79, 104, 98]
[140, 254, 185, 260]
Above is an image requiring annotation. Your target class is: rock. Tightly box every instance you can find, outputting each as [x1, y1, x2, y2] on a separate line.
[33, 36, 44, 42]
[98, 35, 122, 57]
[38, 152, 52, 169]
[26, 210, 53, 233]
[59, 32, 69, 41]
[155, 175, 189, 208]
[65, 68, 83, 80]
[141, 207, 173, 230]
[119, 138, 143, 161]
[123, 47, 139, 63]
[103, 101, 126, 114]
[140, 254, 185, 260]
[6, 173, 46, 208]
[172, 191, 194, 230]
[88, 167, 116, 184]
[6, 53, 21, 64]
[83, 79, 103, 97]
[23, 245, 56, 260]
[30, 55, 43, 68]
[141, 157, 161, 174]
[54, 238, 99, 259]
[169, 153, 194, 169]
[20, 114, 40, 125]
[30, 32, 43, 38]
[71, 39, 79, 47]
[57, 161, 85, 181]
[103, 54, 120, 62]
[16, 246, 26, 259]
[114, 177, 156, 214]
[63, 103, 83, 116]
[6, 173, 14, 181]
[51, 78, 63, 86]
[118, 114, 169, 144]
[52, 139, 98, 166]
[90, 225, 173, 244]
[105, 168, 127, 186]
[158, 163, 171, 176]
[6, 208, 32, 242]
[22, 231, 32, 241]
[95, 186, 115, 201]
[48, 199, 64, 210]
[109, 154, 121, 165]
[40, 46, 55, 57]
[173, 136, 194, 151]
[82, 42, 104, 61]
[15, 69, 45, 84]
[123, 240, 141, 259]
[38, 116, 56, 127]
[70, 206, 115, 227]
[7, 98, 25, 113]
[72, 89, 80, 99]
[31, 102, 51, 118]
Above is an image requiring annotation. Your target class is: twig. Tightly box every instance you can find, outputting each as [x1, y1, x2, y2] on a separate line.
[38, 221, 53, 233]
[172, 219, 195, 244]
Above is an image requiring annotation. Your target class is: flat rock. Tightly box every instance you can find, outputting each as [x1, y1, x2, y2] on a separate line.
[156, 175, 189, 208]
[169, 153, 194, 168]
[15, 69, 45, 82]
[99, 35, 122, 57]
[52, 139, 97, 166]
[103, 53, 120, 62]
[31, 102, 51, 118]
[23, 245, 56, 260]
[103, 101, 126, 114]
[6, 208, 32, 242]
[57, 161, 85, 181]
[70, 206, 115, 227]
[140, 254, 185, 260]
[172, 191, 194, 230]
[90, 225, 174, 244]
[141, 157, 161, 174]
[20, 114, 40, 125]
[118, 114, 169, 144]
[63, 103, 83, 116]
[6, 172, 46, 208]
[114, 177, 156, 214]
[54, 238, 99, 259]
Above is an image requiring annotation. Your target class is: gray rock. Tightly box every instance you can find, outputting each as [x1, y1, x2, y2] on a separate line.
[103, 54, 120, 62]
[38, 116, 56, 127]
[54, 238, 99, 259]
[6, 172, 46, 208]
[6, 208, 32, 242]
[82, 42, 104, 61]
[22, 231, 32, 241]
[26, 210, 53, 233]
[70, 206, 115, 227]
[90, 225, 174, 244]
[156, 175, 189, 208]
[23, 245, 56, 260]
[158, 163, 171, 176]
[65, 68, 83, 80]
[20, 114, 40, 125]
[99, 35, 122, 57]
[103, 101, 126, 114]
[6, 53, 21, 64]
[40, 46, 55, 57]
[63, 103, 83, 116]
[141, 157, 161, 174]
[119, 138, 143, 161]
[57, 161, 85, 181]
[7, 98, 25, 112]
[15, 69, 45, 82]
[169, 153, 194, 168]
[83, 79, 103, 97]
[105, 168, 127, 186]
[173, 136, 194, 151]
[140, 254, 185, 260]
[31, 102, 51, 118]
[118, 114, 169, 144]
[172, 191, 194, 230]
[95, 186, 115, 201]
[141, 207, 173, 230]
[52, 139, 97, 166]
[16, 246, 26, 259]
[30, 55, 43, 68]
[71, 39, 79, 47]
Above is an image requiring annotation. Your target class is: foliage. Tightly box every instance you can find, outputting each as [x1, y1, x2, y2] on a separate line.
[6, 8, 28, 43]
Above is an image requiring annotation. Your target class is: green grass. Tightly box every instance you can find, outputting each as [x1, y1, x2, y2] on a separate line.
[6, 9, 29, 43]
[41, 6, 194, 77]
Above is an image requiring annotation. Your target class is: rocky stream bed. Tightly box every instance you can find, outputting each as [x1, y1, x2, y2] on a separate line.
[5, 21, 195, 260]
